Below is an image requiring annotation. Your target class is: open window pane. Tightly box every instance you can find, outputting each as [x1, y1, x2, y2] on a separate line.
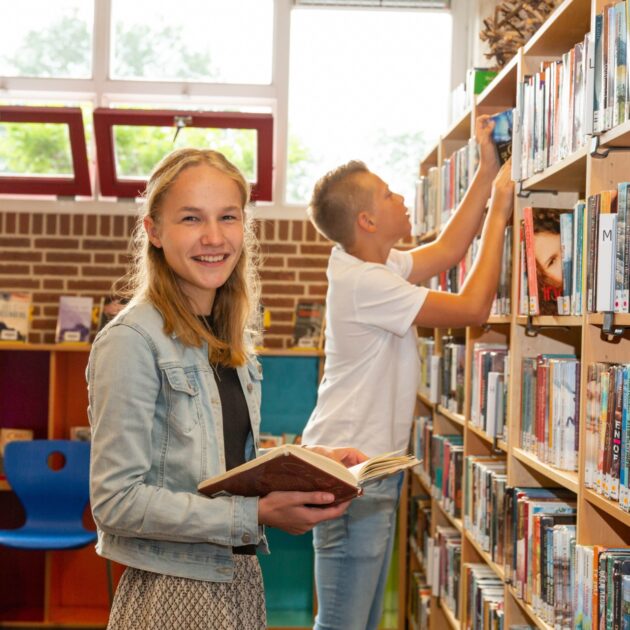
[94, 108, 273, 200]
[0, 122, 74, 177]
[0, 107, 91, 196]
[113, 126, 257, 181]
[110, 0, 274, 84]
[286, 8, 451, 204]
[0, 0, 93, 79]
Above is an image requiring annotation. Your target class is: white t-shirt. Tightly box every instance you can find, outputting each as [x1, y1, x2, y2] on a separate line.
[302, 246, 428, 456]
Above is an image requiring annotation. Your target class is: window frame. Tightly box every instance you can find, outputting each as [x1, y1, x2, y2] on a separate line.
[0, 0, 455, 217]
[93, 107, 273, 200]
[0, 105, 92, 196]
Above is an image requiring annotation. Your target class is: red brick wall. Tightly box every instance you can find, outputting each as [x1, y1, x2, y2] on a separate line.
[0, 211, 331, 348]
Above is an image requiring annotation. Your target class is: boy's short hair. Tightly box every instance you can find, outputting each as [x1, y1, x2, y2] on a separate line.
[308, 160, 372, 248]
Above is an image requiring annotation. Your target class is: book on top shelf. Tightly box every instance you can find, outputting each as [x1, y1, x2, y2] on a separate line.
[197, 444, 419, 506]
[0, 292, 31, 342]
[55, 296, 94, 343]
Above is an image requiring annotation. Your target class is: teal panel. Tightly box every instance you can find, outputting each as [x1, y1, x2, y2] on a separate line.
[258, 355, 319, 436]
[257, 355, 320, 622]
[259, 528, 314, 614]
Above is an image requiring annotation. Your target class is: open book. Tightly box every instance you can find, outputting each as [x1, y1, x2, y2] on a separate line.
[197, 444, 419, 506]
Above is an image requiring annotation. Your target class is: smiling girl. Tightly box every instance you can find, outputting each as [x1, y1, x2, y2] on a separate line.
[87, 148, 364, 630]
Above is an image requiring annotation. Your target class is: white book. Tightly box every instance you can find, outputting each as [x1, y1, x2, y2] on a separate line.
[595, 213, 617, 312]
[485, 372, 501, 437]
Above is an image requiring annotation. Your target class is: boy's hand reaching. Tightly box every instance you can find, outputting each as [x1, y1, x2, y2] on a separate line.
[489, 158, 514, 222]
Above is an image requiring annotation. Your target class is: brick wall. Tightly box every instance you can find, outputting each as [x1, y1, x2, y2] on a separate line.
[0, 211, 332, 348]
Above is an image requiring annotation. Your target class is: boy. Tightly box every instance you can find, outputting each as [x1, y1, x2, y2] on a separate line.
[302, 116, 514, 630]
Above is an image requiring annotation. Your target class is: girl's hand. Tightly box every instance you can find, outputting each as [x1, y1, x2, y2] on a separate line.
[258, 491, 351, 535]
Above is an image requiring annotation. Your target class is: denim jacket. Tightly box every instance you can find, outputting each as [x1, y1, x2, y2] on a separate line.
[87, 301, 268, 582]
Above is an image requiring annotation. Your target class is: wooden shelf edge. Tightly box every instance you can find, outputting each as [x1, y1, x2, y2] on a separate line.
[520, 145, 587, 191]
[512, 448, 579, 493]
[587, 312, 630, 326]
[463, 530, 505, 581]
[497, 439, 508, 452]
[442, 107, 471, 142]
[486, 315, 512, 325]
[417, 391, 436, 408]
[467, 422, 499, 446]
[583, 489, 630, 528]
[507, 586, 554, 630]
[436, 405, 465, 427]
[515, 314, 583, 327]
[413, 468, 432, 493]
[476, 54, 518, 106]
[438, 597, 461, 630]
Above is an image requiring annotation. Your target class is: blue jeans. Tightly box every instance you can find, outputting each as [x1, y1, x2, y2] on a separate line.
[312, 473, 403, 630]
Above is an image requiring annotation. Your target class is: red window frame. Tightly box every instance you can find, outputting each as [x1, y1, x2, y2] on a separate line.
[0, 106, 91, 196]
[93, 108, 273, 201]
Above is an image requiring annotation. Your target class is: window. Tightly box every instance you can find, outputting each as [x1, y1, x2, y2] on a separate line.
[286, 7, 452, 205]
[0, 1, 452, 213]
[109, 0, 274, 84]
[0, 0, 93, 79]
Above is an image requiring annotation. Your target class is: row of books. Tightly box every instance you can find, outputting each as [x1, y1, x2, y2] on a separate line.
[504, 486, 577, 625]
[440, 339, 466, 415]
[463, 456, 507, 568]
[518, 192, 630, 317]
[408, 571, 431, 629]
[512, 32, 590, 181]
[463, 563, 504, 630]
[470, 343, 509, 441]
[519, 354, 580, 472]
[430, 526, 462, 620]
[0, 292, 127, 343]
[430, 433, 463, 521]
[584, 362, 630, 507]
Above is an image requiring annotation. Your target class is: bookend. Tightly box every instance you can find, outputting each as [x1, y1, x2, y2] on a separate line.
[524, 314, 570, 337]
[589, 134, 630, 160]
[601, 312, 627, 341]
[516, 180, 558, 198]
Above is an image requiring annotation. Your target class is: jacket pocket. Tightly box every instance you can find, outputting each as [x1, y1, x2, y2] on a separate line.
[162, 365, 201, 434]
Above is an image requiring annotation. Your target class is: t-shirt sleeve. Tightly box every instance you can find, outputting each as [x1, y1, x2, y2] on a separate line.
[354, 262, 428, 337]
[386, 248, 414, 280]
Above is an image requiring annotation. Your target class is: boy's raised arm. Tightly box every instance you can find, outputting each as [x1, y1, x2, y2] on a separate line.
[411, 159, 514, 328]
[407, 115, 501, 285]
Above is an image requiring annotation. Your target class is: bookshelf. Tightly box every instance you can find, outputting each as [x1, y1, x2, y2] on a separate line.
[0, 343, 324, 629]
[402, 0, 630, 628]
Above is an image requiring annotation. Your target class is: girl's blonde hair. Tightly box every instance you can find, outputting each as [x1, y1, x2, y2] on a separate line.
[122, 148, 260, 367]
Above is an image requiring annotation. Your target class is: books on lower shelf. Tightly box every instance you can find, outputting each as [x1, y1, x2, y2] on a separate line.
[197, 444, 419, 506]
[430, 525, 462, 619]
[470, 343, 509, 440]
[463, 563, 504, 630]
[584, 362, 630, 507]
[573, 544, 630, 630]
[0, 292, 31, 342]
[55, 296, 94, 343]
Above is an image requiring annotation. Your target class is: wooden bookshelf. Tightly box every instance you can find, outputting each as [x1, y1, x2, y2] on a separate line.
[438, 597, 460, 630]
[401, 2, 630, 629]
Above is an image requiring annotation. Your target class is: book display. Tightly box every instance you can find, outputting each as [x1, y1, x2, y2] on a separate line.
[400, 1, 630, 629]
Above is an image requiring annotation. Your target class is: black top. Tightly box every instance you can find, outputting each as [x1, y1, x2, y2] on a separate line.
[201, 316, 256, 555]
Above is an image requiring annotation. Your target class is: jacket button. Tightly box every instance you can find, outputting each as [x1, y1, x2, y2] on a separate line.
[242, 533, 251, 543]
[247, 383, 253, 392]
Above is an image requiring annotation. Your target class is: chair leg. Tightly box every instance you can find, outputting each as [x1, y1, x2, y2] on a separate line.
[106, 559, 115, 604]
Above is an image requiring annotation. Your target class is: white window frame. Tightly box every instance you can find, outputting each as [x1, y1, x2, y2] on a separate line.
[0, 0, 456, 219]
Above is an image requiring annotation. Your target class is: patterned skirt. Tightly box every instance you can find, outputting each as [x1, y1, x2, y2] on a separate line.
[107, 556, 266, 630]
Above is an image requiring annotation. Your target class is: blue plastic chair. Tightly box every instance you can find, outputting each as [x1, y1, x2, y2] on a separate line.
[0, 439, 97, 550]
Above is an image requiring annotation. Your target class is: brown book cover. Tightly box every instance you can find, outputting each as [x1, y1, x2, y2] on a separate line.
[197, 444, 418, 506]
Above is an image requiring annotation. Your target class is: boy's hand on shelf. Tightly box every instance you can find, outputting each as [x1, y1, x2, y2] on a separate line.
[258, 491, 351, 535]
[302, 445, 369, 467]
[489, 158, 514, 221]
[475, 114, 500, 174]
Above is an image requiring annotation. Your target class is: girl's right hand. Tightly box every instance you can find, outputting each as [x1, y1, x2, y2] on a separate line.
[258, 491, 351, 535]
